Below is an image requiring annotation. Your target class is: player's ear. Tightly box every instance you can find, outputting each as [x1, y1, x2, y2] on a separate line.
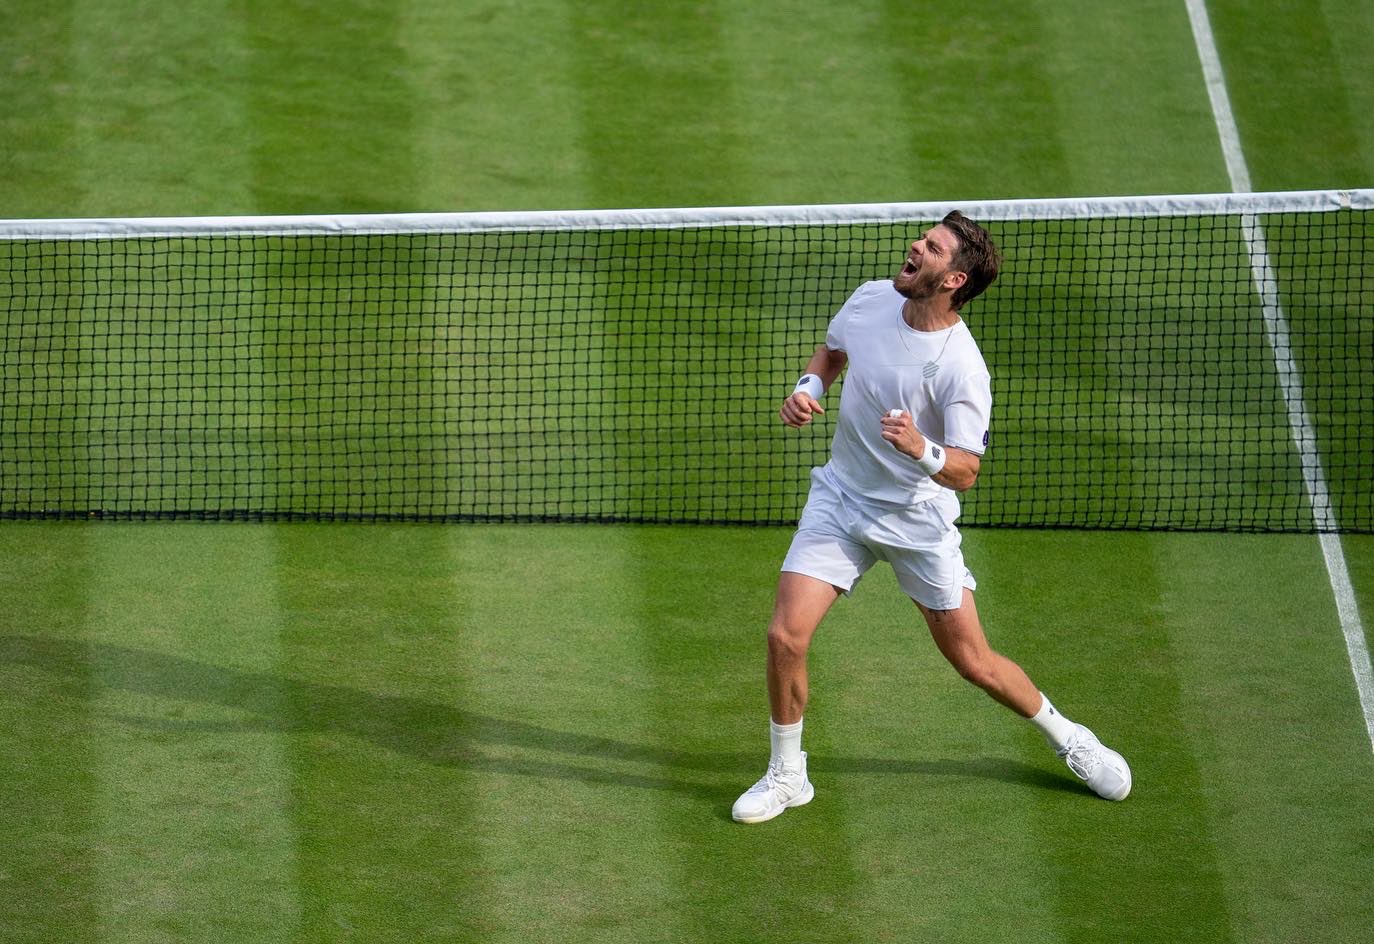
[944, 270, 968, 291]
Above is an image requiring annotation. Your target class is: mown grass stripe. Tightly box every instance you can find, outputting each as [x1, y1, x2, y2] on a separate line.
[0, 2, 83, 216]
[67, 0, 255, 216]
[240, 1, 419, 214]
[886, 0, 1074, 200]
[986, 531, 1239, 944]
[1031, 0, 1229, 194]
[397, 0, 586, 212]
[1155, 533, 1374, 942]
[625, 525, 870, 943]
[0, 525, 101, 944]
[1203, 0, 1374, 189]
[270, 525, 493, 939]
[801, 556, 1064, 942]
[568, 0, 746, 210]
[716, 0, 910, 206]
[85, 525, 301, 943]
[436, 525, 701, 942]
[1318, 0, 1374, 180]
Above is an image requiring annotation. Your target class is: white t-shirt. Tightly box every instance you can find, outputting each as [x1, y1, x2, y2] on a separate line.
[823, 280, 992, 507]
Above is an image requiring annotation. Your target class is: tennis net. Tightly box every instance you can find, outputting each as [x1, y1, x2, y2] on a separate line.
[2, 190, 1370, 531]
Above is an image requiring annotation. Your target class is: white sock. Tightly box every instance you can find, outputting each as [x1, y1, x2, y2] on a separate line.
[769, 717, 804, 768]
[1029, 693, 1077, 751]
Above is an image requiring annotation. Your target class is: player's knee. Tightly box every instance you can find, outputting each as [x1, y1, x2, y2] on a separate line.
[766, 621, 810, 660]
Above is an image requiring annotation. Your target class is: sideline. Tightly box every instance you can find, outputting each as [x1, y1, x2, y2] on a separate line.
[1185, 0, 1374, 752]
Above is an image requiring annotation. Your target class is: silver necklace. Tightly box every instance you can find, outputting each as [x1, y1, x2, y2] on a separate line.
[897, 313, 960, 379]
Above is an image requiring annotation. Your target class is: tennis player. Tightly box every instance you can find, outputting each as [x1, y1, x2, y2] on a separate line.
[732, 211, 1131, 824]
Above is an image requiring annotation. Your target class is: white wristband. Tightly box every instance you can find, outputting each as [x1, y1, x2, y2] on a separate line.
[889, 409, 946, 477]
[793, 374, 824, 400]
[915, 441, 947, 477]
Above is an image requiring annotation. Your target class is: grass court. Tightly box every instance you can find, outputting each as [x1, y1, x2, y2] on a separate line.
[2, 2, 1373, 942]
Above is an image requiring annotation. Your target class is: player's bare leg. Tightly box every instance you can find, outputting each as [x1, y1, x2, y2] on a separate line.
[917, 589, 1131, 800]
[734, 571, 840, 823]
[916, 589, 1041, 716]
[767, 571, 842, 725]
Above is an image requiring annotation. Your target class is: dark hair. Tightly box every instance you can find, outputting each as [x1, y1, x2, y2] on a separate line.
[941, 211, 1001, 310]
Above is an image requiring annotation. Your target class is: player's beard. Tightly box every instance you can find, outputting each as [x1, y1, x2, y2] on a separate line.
[894, 262, 946, 300]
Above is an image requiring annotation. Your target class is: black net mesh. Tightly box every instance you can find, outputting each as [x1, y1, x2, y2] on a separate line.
[2, 202, 1369, 530]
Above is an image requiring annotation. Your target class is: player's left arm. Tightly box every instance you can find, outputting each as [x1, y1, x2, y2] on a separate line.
[878, 412, 981, 492]
[933, 445, 980, 492]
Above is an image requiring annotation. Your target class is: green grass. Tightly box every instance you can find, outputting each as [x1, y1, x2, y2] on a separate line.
[2, 1, 1373, 942]
[3, 523, 1371, 943]
[12, 0, 1364, 218]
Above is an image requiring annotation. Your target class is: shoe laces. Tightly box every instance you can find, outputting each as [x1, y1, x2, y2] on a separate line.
[750, 760, 801, 795]
[1058, 730, 1103, 780]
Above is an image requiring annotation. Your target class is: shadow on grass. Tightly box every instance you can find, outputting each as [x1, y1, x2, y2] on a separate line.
[0, 633, 1081, 803]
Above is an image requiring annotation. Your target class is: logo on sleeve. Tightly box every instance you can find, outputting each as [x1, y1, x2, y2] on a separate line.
[982, 430, 989, 447]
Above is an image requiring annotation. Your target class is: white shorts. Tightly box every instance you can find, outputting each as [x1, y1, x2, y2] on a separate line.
[781, 466, 976, 611]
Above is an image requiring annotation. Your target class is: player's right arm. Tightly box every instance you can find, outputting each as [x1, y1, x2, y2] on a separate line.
[780, 344, 847, 428]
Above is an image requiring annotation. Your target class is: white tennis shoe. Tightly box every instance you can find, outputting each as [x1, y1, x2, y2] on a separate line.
[731, 753, 814, 824]
[1058, 723, 1131, 801]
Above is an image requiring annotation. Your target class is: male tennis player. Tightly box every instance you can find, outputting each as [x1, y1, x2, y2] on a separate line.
[732, 211, 1131, 824]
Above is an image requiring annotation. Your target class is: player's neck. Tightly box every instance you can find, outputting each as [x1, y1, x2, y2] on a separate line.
[901, 297, 960, 332]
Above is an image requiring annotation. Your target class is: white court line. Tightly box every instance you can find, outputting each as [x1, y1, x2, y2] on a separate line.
[1186, 0, 1374, 753]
